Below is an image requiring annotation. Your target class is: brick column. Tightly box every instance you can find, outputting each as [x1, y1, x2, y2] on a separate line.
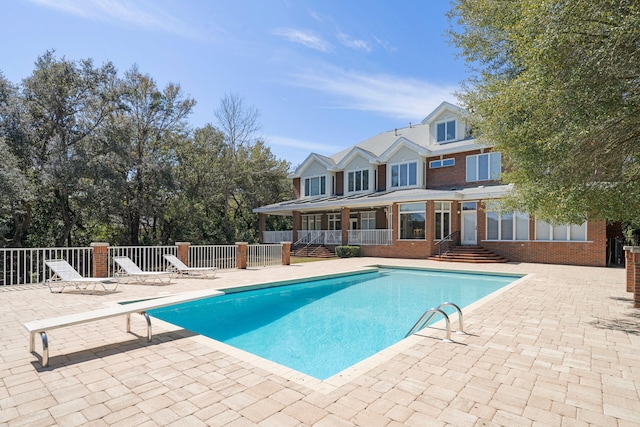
[292, 211, 301, 243]
[624, 246, 640, 307]
[236, 242, 248, 269]
[281, 242, 291, 265]
[176, 242, 190, 266]
[90, 242, 109, 278]
[341, 207, 350, 245]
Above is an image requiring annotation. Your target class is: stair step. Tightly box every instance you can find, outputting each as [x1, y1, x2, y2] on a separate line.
[429, 245, 509, 263]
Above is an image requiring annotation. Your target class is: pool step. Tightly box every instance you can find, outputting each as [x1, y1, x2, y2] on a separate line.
[429, 246, 509, 263]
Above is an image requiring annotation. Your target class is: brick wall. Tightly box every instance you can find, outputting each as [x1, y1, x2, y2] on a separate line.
[335, 171, 344, 196]
[426, 149, 501, 190]
[378, 164, 386, 192]
[293, 177, 301, 199]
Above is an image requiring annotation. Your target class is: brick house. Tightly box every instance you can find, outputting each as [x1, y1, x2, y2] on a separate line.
[254, 102, 606, 266]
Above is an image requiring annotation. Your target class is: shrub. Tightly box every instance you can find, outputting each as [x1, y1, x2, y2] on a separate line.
[335, 245, 360, 258]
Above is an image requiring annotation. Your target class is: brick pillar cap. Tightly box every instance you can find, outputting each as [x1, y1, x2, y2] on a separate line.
[623, 246, 640, 253]
[235, 242, 248, 245]
[281, 241, 292, 244]
[175, 242, 190, 246]
[90, 242, 110, 247]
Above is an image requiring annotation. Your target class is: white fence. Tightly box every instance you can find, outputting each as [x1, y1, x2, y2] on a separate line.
[190, 245, 237, 270]
[348, 229, 393, 246]
[248, 244, 282, 267]
[108, 246, 177, 276]
[0, 247, 93, 286]
[293, 229, 393, 246]
[262, 230, 293, 243]
[1, 243, 286, 286]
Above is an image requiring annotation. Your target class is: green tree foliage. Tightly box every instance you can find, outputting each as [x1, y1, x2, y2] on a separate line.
[0, 54, 292, 247]
[449, 0, 640, 223]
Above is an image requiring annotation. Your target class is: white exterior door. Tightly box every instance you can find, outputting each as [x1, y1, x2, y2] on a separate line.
[461, 202, 477, 245]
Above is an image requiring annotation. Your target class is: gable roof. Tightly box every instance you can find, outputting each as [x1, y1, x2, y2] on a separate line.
[335, 146, 377, 169]
[289, 153, 336, 178]
[377, 136, 430, 162]
[421, 101, 466, 125]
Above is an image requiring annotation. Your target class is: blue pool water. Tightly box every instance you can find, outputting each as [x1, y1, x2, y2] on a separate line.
[148, 267, 520, 379]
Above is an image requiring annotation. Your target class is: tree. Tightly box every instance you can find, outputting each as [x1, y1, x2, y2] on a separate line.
[449, 0, 640, 224]
[18, 52, 118, 246]
[103, 66, 195, 245]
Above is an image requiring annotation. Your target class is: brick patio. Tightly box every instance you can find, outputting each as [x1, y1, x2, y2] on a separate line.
[1, 258, 638, 426]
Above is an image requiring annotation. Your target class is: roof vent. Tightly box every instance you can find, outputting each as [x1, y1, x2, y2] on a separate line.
[409, 122, 412, 128]
[394, 128, 397, 136]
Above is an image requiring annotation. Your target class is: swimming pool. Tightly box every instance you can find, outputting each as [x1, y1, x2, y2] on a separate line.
[149, 267, 521, 380]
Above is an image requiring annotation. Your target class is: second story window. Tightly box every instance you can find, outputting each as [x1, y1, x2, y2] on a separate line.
[429, 158, 455, 169]
[466, 152, 501, 182]
[347, 169, 369, 193]
[437, 120, 456, 142]
[304, 176, 326, 197]
[390, 161, 417, 188]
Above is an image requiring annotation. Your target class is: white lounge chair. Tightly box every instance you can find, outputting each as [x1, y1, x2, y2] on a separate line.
[44, 259, 119, 293]
[113, 256, 172, 284]
[163, 254, 217, 278]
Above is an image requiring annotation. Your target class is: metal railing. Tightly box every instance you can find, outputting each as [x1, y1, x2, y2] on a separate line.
[248, 244, 282, 267]
[190, 245, 237, 270]
[108, 246, 176, 276]
[348, 229, 392, 246]
[405, 302, 464, 341]
[262, 230, 293, 243]
[1, 247, 93, 286]
[434, 231, 461, 256]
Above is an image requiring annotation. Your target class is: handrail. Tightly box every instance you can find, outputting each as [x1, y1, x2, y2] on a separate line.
[294, 232, 325, 255]
[434, 230, 460, 256]
[405, 301, 465, 340]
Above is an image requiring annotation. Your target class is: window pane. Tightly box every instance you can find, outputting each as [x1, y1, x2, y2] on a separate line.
[487, 212, 499, 239]
[443, 212, 450, 236]
[355, 171, 361, 191]
[430, 160, 441, 168]
[462, 202, 476, 211]
[320, 177, 326, 194]
[447, 120, 456, 140]
[348, 172, 354, 192]
[536, 220, 550, 240]
[570, 223, 587, 241]
[400, 163, 408, 186]
[435, 212, 442, 239]
[400, 212, 425, 239]
[501, 213, 514, 240]
[400, 203, 424, 212]
[310, 178, 319, 195]
[553, 225, 568, 241]
[437, 123, 445, 142]
[466, 156, 477, 181]
[490, 152, 502, 180]
[443, 158, 455, 167]
[391, 165, 399, 187]
[409, 162, 417, 185]
[515, 212, 529, 240]
[478, 154, 489, 180]
[362, 170, 369, 190]
[305, 179, 310, 196]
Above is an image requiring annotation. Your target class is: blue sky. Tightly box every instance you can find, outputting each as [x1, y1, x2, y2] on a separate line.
[0, 0, 468, 167]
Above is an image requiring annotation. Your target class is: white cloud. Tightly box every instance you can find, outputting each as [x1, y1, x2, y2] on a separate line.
[337, 33, 371, 52]
[27, 0, 205, 40]
[288, 66, 459, 120]
[267, 135, 342, 154]
[272, 28, 333, 52]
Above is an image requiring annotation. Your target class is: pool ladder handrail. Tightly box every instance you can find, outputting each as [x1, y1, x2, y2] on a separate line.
[405, 302, 465, 341]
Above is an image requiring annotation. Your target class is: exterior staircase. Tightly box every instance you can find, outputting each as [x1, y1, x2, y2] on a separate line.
[292, 244, 337, 258]
[429, 245, 509, 263]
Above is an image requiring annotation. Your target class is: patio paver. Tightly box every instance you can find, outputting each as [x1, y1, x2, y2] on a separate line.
[1, 258, 638, 426]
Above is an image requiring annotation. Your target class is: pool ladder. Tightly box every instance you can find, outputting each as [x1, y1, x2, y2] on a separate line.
[405, 302, 465, 341]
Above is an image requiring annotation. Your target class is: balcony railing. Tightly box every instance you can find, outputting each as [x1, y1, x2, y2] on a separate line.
[262, 230, 293, 243]
[348, 229, 393, 246]
[292, 229, 392, 246]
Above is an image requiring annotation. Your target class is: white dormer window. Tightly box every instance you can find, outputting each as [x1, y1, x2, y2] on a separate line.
[436, 120, 456, 142]
[390, 161, 418, 188]
[347, 169, 370, 193]
[304, 176, 326, 197]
